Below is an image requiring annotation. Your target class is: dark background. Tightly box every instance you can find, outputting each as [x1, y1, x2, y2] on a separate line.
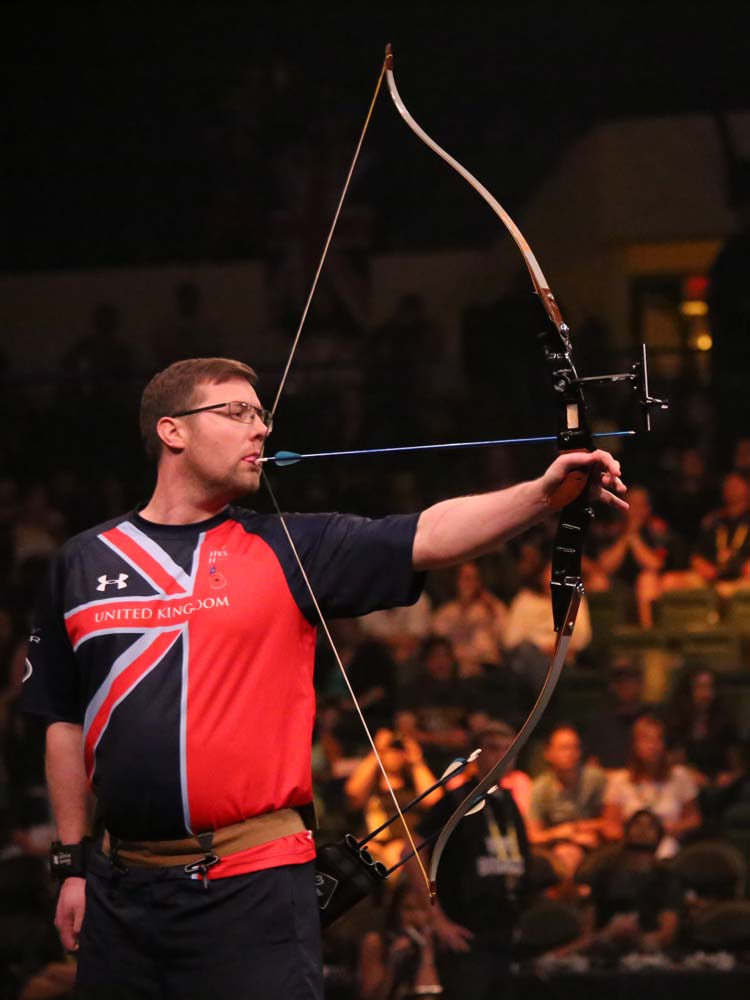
[4, 2, 750, 272]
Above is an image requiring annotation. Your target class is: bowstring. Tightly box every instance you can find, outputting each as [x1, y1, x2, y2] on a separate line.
[270, 58, 386, 418]
[264, 54, 432, 894]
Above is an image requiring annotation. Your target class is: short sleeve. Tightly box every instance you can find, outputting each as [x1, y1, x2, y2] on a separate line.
[585, 766, 607, 815]
[603, 769, 628, 807]
[285, 512, 425, 621]
[528, 777, 548, 826]
[671, 765, 698, 805]
[21, 554, 83, 725]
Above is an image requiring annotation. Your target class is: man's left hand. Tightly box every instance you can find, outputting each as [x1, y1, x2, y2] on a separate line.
[540, 450, 628, 511]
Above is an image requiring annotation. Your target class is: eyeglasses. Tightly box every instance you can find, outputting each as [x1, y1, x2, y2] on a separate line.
[171, 401, 273, 433]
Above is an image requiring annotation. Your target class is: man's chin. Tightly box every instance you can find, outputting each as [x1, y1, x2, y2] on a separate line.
[216, 469, 261, 502]
[233, 475, 261, 498]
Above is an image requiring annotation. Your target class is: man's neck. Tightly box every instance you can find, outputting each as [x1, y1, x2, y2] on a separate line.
[139, 482, 230, 526]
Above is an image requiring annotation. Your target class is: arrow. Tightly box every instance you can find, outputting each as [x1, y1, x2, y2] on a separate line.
[257, 430, 635, 467]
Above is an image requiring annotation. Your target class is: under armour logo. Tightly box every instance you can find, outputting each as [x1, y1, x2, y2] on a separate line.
[97, 573, 129, 592]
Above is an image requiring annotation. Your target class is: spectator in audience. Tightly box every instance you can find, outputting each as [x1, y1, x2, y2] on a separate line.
[505, 550, 592, 690]
[47, 471, 98, 539]
[396, 637, 470, 774]
[560, 809, 681, 959]
[463, 664, 534, 740]
[61, 302, 135, 402]
[584, 657, 651, 771]
[693, 471, 750, 595]
[58, 302, 139, 474]
[594, 486, 684, 627]
[663, 472, 750, 597]
[151, 280, 224, 368]
[527, 725, 607, 877]
[344, 728, 441, 871]
[431, 560, 508, 677]
[656, 447, 717, 545]
[358, 880, 443, 1000]
[359, 592, 433, 667]
[0, 812, 73, 1000]
[410, 721, 531, 1000]
[666, 667, 742, 786]
[318, 621, 399, 755]
[11, 485, 66, 572]
[0, 477, 20, 578]
[363, 294, 443, 445]
[603, 714, 701, 858]
[473, 718, 532, 822]
[310, 701, 345, 832]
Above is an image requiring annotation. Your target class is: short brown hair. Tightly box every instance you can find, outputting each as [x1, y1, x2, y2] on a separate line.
[140, 357, 258, 461]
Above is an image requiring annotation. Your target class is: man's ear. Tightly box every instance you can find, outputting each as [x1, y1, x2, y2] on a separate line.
[156, 415, 187, 453]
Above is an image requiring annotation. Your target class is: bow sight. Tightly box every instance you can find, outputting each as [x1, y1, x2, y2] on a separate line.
[550, 341, 669, 440]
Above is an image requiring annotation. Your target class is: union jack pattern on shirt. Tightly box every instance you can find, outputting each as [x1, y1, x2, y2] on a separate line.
[23, 506, 422, 877]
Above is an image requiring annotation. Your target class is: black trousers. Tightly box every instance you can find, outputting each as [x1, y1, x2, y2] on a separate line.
[76, 848, 323, 1000]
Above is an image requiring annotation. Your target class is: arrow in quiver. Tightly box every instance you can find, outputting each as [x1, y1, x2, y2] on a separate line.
[315, 835, 388, 927]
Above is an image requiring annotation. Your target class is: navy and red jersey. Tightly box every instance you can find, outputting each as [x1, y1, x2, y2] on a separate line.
[23, 506, 423, 876]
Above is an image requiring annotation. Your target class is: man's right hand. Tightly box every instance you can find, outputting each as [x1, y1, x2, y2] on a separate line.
[55, 877, 86, 952]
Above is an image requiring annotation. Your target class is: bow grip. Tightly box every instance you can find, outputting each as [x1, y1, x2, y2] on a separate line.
[545, 448, 592, 512]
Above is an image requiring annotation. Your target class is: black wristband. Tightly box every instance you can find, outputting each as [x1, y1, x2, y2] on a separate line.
[50, 838, 90, 882]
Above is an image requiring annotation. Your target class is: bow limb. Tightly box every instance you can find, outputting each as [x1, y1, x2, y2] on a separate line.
[384, 45, 565, 335]
[263, 57, 432, 895]
[384, 45, 595, 896]
[427, 585, 583, 897]
[385, 42, 595, 628]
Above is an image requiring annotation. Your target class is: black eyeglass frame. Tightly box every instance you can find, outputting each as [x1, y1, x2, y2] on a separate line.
[170, 400, 273, 432]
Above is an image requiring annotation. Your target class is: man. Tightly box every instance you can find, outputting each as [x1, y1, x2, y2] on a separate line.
[431, 560, 508, 676]
[395, 636, 471, 774]
[662, 471, 750, 597]
[691, 472, 750, 595]
[22, 357, 626, 999]
[528, 724, 607, 877]
[410, 720, 531, 1000]
[584, 657, 650, 770]
[594, 485, 683, 628]
[558, 809, 681, 958]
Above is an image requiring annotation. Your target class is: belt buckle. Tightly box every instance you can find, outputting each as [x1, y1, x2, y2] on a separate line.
[184, 853, 220, 888]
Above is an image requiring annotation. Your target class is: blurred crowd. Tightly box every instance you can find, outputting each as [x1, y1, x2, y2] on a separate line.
[2, 290, 750, 997]
[1, 422, 750, 998]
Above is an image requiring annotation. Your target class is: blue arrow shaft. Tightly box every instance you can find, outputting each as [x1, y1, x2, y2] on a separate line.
[262, 430, 634, 464]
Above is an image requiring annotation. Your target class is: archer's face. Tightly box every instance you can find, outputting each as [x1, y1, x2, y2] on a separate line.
[172, 378, 269, 500]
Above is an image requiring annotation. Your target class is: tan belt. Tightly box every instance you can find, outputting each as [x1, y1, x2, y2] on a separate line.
[102, 808, 306, 868]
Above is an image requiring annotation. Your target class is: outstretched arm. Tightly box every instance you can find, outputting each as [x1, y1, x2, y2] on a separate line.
[413, 450, 627, 571]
